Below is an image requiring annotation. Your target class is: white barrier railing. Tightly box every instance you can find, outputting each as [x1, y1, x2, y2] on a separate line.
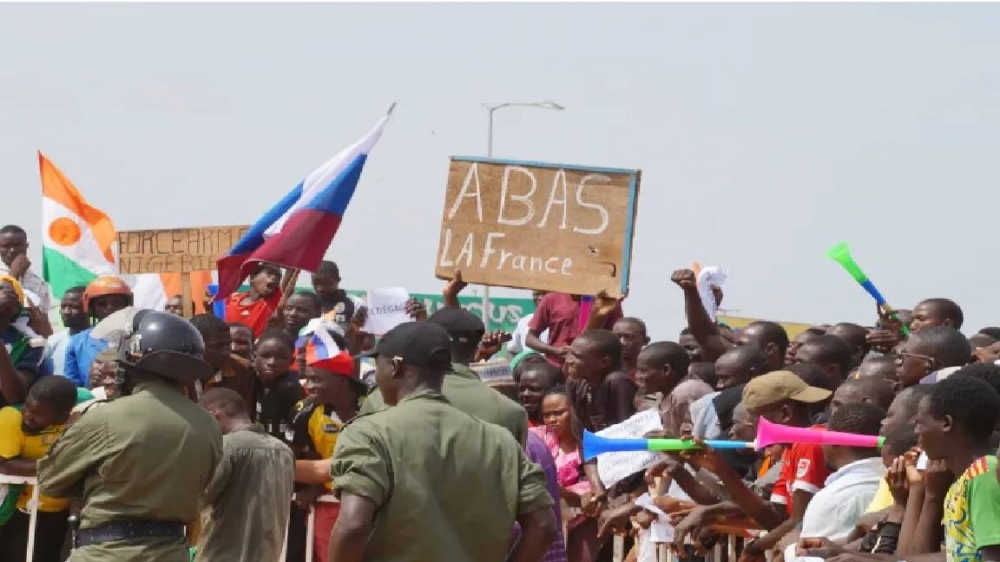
[0, 474, 41, 562]
[1, 476, 755, 562]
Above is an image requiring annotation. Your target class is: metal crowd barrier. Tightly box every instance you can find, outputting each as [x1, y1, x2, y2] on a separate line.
[1, 474, 756, 562]
[0, 474, 41, 562]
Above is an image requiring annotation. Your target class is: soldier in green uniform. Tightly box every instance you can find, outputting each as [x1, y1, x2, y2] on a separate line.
[38, 310, 223, 562]
[359, 306, 528, 445]
[328, 321, 558, 562]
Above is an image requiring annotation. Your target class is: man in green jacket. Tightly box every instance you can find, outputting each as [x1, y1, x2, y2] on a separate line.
[38, 311, 222, 562]
[359, 306, 527, 445]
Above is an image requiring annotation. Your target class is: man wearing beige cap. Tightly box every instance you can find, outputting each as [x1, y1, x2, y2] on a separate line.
[673, 371, 832, 561]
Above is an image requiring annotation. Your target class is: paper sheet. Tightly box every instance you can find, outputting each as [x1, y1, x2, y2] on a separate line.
[595, 409, 664, 488]
[696, 266, 728, 321]
[471, 359, 513, 383]
[363, 287, 411, 335]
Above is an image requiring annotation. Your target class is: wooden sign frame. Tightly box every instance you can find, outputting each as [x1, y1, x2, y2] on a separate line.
[117, 225, 250, 318]
[435, 156, 641, 298]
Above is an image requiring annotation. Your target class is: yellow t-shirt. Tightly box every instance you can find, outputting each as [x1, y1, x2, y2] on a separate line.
[307, 406, 344, 491]
[865, 476, 894, 513]
[0, 406, 69, 513]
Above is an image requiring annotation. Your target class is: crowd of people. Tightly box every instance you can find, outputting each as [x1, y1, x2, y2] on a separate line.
[2, 219, 1000, 562]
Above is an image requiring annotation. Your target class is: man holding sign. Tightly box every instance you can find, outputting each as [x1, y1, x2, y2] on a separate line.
[527, 292, 623, 365]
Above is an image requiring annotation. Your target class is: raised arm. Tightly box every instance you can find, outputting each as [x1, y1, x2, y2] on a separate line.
[670, 269, 730, 362]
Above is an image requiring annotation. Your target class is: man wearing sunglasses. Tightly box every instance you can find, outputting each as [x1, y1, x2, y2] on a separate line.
[895, 325, 971, 387]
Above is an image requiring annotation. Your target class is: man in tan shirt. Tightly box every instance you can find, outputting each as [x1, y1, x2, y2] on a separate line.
[635, 341, 713, 436]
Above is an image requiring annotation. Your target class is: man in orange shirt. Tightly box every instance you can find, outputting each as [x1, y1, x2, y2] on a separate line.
[224, 263, 282, 338]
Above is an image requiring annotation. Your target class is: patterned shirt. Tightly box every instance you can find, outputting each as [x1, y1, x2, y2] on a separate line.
[943, 455, 1000, 562]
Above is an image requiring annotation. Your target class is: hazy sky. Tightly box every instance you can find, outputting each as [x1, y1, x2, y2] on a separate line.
[3, 3, 999, 338]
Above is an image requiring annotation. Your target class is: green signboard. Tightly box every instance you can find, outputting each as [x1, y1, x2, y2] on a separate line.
[346, 290, 534, 335]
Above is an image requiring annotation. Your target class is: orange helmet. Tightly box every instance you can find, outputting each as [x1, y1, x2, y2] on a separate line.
[84, 276, 134, 314]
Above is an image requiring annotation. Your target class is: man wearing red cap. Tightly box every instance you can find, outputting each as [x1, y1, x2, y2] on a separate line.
[291, 327, 366, 562]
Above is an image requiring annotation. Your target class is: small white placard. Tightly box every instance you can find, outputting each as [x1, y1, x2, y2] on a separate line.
[363, 287, 411, 335]
[596, 409, 664, 488]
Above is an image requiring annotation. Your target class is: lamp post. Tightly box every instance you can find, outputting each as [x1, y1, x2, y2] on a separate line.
[480, 100, 565, 331]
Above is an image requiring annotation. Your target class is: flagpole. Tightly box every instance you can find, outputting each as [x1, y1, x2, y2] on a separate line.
[480, 100, 565, 332]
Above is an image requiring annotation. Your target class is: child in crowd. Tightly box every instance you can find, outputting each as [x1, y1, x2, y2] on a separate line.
[252, 328, 303, 441]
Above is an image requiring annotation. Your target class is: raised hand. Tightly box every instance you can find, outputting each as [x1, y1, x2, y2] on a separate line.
[442, 269, 467, 307]
[670, 269, 697, 291]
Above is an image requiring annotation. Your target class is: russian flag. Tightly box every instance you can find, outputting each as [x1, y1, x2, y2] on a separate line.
[217, 104, 395, 299]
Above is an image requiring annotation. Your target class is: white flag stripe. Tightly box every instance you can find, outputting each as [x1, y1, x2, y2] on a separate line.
[264, 107, 394, 238]
[42, 198, 116, 275]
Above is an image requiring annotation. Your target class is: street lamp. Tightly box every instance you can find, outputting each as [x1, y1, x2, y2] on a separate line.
[479, 100, 565, 331]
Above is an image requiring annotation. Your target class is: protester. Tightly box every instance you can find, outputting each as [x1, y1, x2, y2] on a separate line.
[530, 386, 592, 559]
[224, 263, 283, 338]
[612, 317, 650, 378]
[512, 349, 548, 383]
[918, 376, 1000, 561]
[165, 295, 184, 316]
[326, 322, 558, 561]
[197, 388, 295, 562]
[44, 285, 87, 377]
[830, 377, 895, 416]
[563, 329, 637, 560]
[786, 328, 826, 366]
[787, 402, 887, 559]
[690, 345, 769, 440]
[526, 292, 624, 365]
[794, 334, 853, 389]
[0, 277, 45, 407]
[252, 329, 303, 442]
[0, 225, 51, 314]
[520, 430, 569, 562]
[282, 291, 322, 339]
[910, 298, 964, 332]
[0, 376, 77, 562]
[896, 325, 971, 387]
[64, 276, 133, 388]
[674, 371, 832, 559]
[518, 361, 564, 428]
[679, 328, 704, 363]
[688, 361, 718, 389]
[827, 322, 872, 369]
[228, 322, 255, 360]
[311, 260, 363, 324]
[635, 341, 712, 436]
[192, 314, 256, 408]
[856, 355, 897, 381]
[290, 326, 365, 562]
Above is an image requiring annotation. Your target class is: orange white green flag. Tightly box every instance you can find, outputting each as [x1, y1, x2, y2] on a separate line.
[39, 152, 214, 313]
[39, 152, 117, 299]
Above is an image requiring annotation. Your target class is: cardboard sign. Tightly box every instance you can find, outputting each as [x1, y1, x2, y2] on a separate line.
[470, 359, 513, 383]
[435, 157, 641, 297]
[118, 226, 250, 274]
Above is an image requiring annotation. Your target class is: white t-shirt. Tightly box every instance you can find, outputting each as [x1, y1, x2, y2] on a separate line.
[507, 313, 548, 354]
[788, 456, 885, 561]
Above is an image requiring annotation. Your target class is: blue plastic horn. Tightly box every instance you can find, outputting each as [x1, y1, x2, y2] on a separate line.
[582, 430, 754, 461]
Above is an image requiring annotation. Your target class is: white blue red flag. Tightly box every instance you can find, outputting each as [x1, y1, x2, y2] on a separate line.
[217, 104, 395, 299]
